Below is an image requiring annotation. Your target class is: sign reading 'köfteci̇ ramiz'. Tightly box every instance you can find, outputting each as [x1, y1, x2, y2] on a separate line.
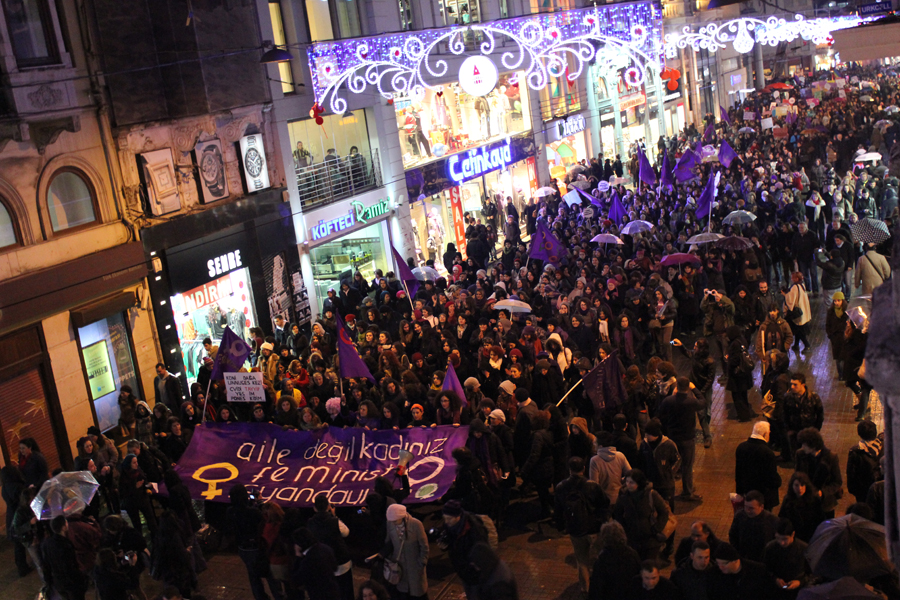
[174, 422, 468, 507]
[309, 197, 391, 241]
[240, 133, 271, 192]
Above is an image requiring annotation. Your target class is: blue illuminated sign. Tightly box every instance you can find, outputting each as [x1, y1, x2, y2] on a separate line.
[447, 138, 514, 183]
[310, 197, 391, 241]
[859, 1, 891, 15]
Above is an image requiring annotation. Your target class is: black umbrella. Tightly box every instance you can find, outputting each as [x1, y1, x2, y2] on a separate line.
[715, 235, 754, 251]
[797, 577, 880, 600]
[805, 515, 892, 581]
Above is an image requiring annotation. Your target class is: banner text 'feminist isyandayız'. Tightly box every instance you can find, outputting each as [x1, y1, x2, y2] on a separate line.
[174, 422, 468, 507]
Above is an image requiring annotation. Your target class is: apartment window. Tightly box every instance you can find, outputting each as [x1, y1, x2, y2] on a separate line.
[305, 0, 360, 41]
[0, 199, 18, 249]
[2, 0, 59, 67]
[46, 170, 97, 233]
[333, 0, 361, 38]
[399, 0, 412, 30]
[269, 1, 295, 94]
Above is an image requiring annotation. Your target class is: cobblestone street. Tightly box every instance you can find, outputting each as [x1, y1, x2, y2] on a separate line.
[0, 296, 880, 599]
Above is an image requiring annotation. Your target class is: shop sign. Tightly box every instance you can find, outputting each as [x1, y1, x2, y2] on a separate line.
[459, 56, 499, 97]
[731, 73, 742, 86]
[448, 138, 513, 183]
[663, 91, 681, 102]
[550, 115, 586, 142]
[208, 250, 244, 279]
[180, 274, 238, 313]
[83, 340, 115, 401]
[859, 1, 891, 16]
[309, 197, 391, 241]
[619, 93, 646, 111]
[239, 134, 271, 192]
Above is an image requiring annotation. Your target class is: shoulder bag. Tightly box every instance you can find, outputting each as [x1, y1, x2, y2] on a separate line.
[384, 532, 406, 585]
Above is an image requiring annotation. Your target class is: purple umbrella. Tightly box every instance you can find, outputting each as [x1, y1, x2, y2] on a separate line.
[660, 253, 701, 267]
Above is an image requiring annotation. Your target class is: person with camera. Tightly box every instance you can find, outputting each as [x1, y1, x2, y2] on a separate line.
[93, 547, 140, 600]
[227, 484, 281, 600]
[307, 496, 353, 600]
[435, 499, 488, 599]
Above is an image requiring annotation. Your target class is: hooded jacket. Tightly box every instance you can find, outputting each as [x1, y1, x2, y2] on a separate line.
[588, 446, 631, 504]
[755, 314, 793, 356]
[134, 401, 154, 447]
[639, 435, 681, 492]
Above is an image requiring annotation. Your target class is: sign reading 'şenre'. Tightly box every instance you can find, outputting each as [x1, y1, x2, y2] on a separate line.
[310, 197, 391, 241]
[174, 422, 468, 507]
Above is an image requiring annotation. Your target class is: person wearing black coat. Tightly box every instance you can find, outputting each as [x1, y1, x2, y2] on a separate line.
[1, 465, 29, 576]
[709, 543, 778, 600]
[657, 377, 705, 500]
[725, 326, 755, 421]
[291, 528, 340, 600]
[42, 516, 88, 600]
[521, 411, 555, 518]
[794, 428, 843, 517]
[306, 497, 353, 600]
[463, 542, 519, 600]
[671, 541, 715, 600]
[675, 338, 716, 447]
[439, 500, 489, 597]
[93, 547, 140, 600]
[18, 437, 49, 490]
[734, 422, 783, 510]
[119, 454, 157, 537]
[590, 521, 642, 600]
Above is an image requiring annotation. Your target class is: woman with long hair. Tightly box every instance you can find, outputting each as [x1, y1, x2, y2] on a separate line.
[784, 271, 812, 354]
[119, 454, 157, 538]
[590, 521, 642, 600]
[778, 471, 826, 542]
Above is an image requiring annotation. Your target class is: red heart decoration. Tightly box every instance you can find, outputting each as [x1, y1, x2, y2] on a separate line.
[325, 66, 331, 73]
[387, 99, 394, 105]
[588, 18, 595, 25]
[361, 52, 367, 59]
[551, 31, 558, 39]
[437, 91, 443, 97]
[395, 50, 400, 57]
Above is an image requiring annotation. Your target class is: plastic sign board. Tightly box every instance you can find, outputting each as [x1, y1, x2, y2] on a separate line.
[224, 371, 266, 403]
[459, 56, 498, 97]
[240, 134, 270, 192]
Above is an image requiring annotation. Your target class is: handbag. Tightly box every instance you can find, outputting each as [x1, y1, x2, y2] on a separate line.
[650, 491, 677, 541]
[383, 534, 406, 585]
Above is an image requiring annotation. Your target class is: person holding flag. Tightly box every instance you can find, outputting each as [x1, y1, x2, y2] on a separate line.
[529, 221, 566, 267]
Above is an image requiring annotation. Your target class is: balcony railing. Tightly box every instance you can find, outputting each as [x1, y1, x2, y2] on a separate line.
[295, 150, 382, 210]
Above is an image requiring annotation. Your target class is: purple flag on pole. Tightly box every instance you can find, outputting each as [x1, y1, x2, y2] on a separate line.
[529, 221, 565, 266]
[391, 246, 419, 299]
[335, 311, 376, 383]
[582, 351, 626, 411]
[638, 149, 657, 186]
[674, 149, 698, 183]
[441, 362, 468, 407]
[575, 186, 601, 207]
[173, 422, 469, 507]
[695, 171, 719, 220]
[718, 140, 739, 168]
[210, 326, 252, 381]
[703, 123, 715, 143]
[660, 152, 674, 189]
[608, 190, 627, 225]
[720, 105, 730, 124]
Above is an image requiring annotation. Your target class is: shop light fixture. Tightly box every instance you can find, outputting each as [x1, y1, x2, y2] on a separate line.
[160, 300, 167, 306]
[170, 348, 177, 354]
[307, 2, 661, 115]
[165, 325, 172, 330]
[155, 276, 162, 281]
[663, 15, 872, 57]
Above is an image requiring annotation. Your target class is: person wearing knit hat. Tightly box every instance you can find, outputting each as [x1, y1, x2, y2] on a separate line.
[463, 377, 480, 389]
[345, 314, 356, 324]
[442, 499, 463, 518]
[488, 409, 506, 424]
[385, 501, 430, 598]
[711, 539, 777, 598]
[409, 403, 430, 427]
[260, 342, 274, 353]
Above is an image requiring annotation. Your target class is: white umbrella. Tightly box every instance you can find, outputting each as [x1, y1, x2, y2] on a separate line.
[723, 210, 757, 225]
[570, 180, 591, 190]
[493, 299, 531, 313]
[875, 119, 892, 128]
[620, 220, 653, 235]
[567, 164, 588, 177]
[687, 232, 724, 244]
[886, 105, 900, 114]
[855, 152, 882, 163]
[590, 233, 624, 245]
[738, 127, 755, 133]
[31, 472, 100, 520]
[534, 186, 555, 198]
[860, 95, 873, 102]
[412, 266, 439, 281]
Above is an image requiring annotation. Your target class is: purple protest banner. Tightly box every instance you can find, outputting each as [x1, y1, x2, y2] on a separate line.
[174, 422, 468, 507]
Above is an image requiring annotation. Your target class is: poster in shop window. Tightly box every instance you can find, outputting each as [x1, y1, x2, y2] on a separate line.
[83, 340, 116, 401]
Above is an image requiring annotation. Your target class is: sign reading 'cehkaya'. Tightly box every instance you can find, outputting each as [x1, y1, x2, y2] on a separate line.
[310, 197, 391, 241]
[448, 138, 513, 183]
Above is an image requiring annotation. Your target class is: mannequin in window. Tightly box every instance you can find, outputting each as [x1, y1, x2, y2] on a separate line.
[496, 86, 511, 133]
[474, 96, 490, 140]
[404, 108, 432, 159]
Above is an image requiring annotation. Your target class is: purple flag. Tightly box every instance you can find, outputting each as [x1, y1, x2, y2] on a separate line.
[441, 362, 468, 407]
[703, 123, 715, 143]
[391, 246, 419, 300]
[335, 311, 376, 383]
[173, 422, 469, 507]
[718, 140, 739, 168]
[674, 149, 698, 183]
[660, 152, 674, 189]
[720, 105, 730, 124]
[695, 171, 719, 220]
[575, 186, 601, 207]
[638, 149, 657, 186]
[608, 190, 627, 225]
[582, 351, 626, 411]
[210, 326, 252, 381]
[529, 221, 565, 266]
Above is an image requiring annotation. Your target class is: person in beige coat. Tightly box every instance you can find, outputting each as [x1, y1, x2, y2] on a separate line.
[783, 272, 812, 353]
[383, 503, 429, 599]
[854, 244, 891, 295]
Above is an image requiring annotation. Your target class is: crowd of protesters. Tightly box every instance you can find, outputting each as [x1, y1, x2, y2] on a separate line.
[2, 63, 899, 600]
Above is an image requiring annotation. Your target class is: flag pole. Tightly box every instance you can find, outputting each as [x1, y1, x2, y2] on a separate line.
[557, 378, 584, 407]
[201, 379, 213, 423]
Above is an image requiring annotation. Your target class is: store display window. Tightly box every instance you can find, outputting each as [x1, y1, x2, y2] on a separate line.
[77, 313, 140, 433]
[547, 134, 588, 186]
[393, 70, 530, 170]
[169, 269, 256, 387]
[309, 222, 387, 307]
[288, 112, 372, 168]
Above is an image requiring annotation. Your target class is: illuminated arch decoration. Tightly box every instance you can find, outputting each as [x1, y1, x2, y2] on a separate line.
[663, 14, 873, 58]
[308, 2, 663, 115]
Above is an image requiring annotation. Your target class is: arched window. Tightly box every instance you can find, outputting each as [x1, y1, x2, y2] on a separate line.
[46, 170, 97, 232]
[0, 200, 17, 249]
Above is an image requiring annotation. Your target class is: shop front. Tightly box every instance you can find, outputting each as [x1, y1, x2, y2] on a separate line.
[392, 69, 532, 171]
[302, 188, 394, 310]
[405, 134, 536, 263]
[143, 188, 304, 391]
[594, 65, 667, 162]
[545, 113, 590, 188]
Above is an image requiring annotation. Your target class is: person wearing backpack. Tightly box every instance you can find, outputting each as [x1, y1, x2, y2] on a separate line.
[847, 420, 884, 502]
[554, 457, 611, 595]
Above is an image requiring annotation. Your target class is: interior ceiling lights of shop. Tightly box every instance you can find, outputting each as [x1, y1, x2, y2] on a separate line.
[663, 14, 873, 57]
[307, 2, 662, 115]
